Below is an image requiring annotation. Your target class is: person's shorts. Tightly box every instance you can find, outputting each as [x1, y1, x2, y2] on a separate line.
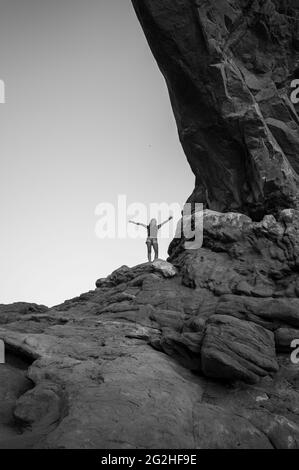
[146, 238, 158, 247]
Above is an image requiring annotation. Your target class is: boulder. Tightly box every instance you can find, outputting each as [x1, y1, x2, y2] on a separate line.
[152, 259, 177, 278]
[201, 315, 279, 384]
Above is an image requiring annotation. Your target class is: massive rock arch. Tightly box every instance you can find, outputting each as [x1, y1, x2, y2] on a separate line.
[131, 0, 299, 219]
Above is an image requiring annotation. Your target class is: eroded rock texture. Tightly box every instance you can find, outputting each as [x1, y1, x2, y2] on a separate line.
[1, 0, 299, 450]
[0, 246, 299, 449]
[131, 0, 299, 218]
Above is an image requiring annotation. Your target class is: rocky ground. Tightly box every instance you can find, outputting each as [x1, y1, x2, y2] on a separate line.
[0, 210, 299, 449]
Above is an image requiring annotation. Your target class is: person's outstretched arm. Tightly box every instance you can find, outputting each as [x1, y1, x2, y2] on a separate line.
[158, 216, 173, 229]
[129, 220, 148, 228]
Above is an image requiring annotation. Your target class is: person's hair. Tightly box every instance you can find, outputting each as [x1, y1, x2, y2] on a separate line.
[149, 218, 157, 226]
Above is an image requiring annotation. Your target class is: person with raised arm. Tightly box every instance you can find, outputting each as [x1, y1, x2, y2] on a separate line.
[129, 216, 173, 262]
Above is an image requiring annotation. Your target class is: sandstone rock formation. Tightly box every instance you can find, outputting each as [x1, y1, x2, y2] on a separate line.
[0, 251, 299, 449]
[201, 315, 279, 383]
[1, 0, 299, 450]
[0, 303, 48, 325]
[131, 0, 299, 218]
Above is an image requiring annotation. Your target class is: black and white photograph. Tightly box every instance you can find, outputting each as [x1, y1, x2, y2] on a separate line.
[1, 0, 299, 460]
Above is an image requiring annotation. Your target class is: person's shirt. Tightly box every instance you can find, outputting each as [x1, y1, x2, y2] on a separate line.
[147, 223, 161, 239]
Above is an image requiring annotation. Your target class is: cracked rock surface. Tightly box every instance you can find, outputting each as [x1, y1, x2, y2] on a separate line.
[0, 252, 299, 449]
[1, 0, 299, 450]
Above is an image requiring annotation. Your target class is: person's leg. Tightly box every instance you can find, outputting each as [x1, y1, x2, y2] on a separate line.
[146, 241, 152, 262]
[153, 240, 159, 260]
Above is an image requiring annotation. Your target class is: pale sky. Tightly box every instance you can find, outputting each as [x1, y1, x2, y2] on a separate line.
[0, 0, 193, 307]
